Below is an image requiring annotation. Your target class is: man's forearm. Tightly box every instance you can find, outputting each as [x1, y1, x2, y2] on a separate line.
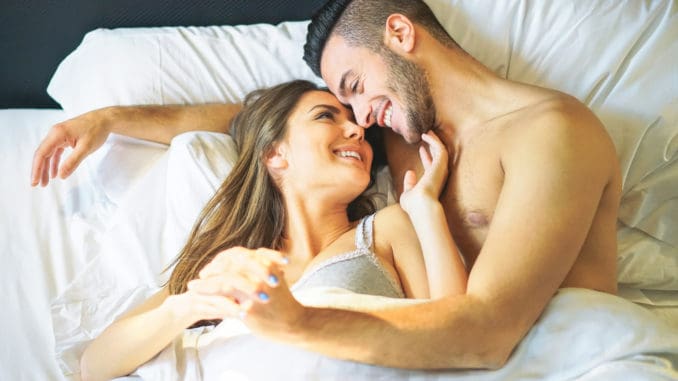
[101, 103, 242, 144]
[279, 295, 512, 370]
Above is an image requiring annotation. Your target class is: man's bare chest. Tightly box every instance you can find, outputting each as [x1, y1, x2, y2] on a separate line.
[441, 143, 504, 263]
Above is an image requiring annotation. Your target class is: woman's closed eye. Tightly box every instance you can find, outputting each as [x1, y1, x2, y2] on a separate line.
[315, 111, 336, 121]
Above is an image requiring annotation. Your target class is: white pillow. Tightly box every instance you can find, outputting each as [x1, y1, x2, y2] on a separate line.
[47, 21, 322, 118]
[47, 0, 677, 290]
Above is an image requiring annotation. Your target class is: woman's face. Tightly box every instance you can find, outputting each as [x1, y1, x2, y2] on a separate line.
[277, 90, 373, 201]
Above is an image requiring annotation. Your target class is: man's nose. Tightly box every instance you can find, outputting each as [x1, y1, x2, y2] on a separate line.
[352, 100, 374, 127]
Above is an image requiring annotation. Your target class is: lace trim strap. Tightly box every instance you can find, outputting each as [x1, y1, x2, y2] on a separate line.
[354, 213, 376, 250]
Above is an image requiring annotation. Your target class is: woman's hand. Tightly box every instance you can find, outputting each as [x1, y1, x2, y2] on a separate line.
[158, 289, 240, 328]
[399, 130, 449, 214]
[187, 247, 305, 336]
[31, 107, 114, 187]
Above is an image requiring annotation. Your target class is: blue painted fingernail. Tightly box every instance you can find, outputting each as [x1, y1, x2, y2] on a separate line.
[258, 292, 270, 302]
[268, 274, 279, 286]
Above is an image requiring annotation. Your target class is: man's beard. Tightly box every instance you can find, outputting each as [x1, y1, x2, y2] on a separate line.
[383, 48, 437, 144]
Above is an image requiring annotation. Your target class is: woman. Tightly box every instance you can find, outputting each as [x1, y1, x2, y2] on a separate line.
[79, 80, 466, 381]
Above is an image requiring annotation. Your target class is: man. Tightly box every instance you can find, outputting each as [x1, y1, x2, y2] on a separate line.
[31, 0, 621, 370]
[240, 0, 620, 369]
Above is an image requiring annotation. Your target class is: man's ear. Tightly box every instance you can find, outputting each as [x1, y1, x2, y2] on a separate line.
[384, 14, 416, 54]
[265, 142, 289, 170]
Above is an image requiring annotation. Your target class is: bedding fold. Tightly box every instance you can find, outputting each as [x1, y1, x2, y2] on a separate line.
[133, 288, 678, 381]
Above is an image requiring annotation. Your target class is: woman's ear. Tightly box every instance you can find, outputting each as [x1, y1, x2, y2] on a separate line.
[265, 143, 289, 170]
[383, 14, 416, 54]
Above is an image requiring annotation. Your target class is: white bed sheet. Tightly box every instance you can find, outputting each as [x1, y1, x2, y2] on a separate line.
[1, 109, 81, 381]
[0, 108, 169, 381]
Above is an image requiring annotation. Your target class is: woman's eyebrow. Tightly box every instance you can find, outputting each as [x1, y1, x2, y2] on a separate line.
[308, 104, 341, 114]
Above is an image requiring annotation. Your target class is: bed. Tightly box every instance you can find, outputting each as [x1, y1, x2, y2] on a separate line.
[1, 0, 677, 380]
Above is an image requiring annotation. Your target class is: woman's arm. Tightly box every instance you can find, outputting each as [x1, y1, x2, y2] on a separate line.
[31, 103, 241, 187]
[80, 287, 236, 381]
[397, 131, 467, 299]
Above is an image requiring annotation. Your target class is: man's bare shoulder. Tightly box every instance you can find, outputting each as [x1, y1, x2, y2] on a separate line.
[506, 91, 599, 130]
[496, 91, 619, 190]
[501, 92, 615, 160]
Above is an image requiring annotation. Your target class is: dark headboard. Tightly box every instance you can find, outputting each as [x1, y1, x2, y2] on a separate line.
[0, 0, 326, 109]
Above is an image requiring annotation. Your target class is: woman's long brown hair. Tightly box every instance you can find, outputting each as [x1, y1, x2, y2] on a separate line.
[166, 80, 376, 301]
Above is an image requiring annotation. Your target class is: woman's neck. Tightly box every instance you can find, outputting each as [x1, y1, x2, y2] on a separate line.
[281, 194, 354, 265]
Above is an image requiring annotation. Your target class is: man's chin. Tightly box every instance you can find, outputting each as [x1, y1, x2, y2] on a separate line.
[403, 133, 423, 145]
[399, 127, 424, 144]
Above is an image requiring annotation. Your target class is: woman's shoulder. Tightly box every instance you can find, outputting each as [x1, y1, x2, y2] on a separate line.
[372, 204, 423, 277]
[374, 203, 408, 222]
[373, 204, 416, 243]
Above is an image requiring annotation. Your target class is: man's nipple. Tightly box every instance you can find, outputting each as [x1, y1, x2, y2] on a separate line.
[466, 211, 490, 227]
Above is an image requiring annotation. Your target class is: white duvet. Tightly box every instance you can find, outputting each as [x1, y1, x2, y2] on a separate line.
[133, 288, 678, 381]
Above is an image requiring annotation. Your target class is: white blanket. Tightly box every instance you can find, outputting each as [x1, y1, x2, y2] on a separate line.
[133, 288, 678, 381]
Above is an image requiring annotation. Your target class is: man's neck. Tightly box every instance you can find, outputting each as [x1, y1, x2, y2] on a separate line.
[424, 46, 512, 141]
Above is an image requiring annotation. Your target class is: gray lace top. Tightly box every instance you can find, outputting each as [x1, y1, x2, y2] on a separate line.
[291, 213, 405, 298]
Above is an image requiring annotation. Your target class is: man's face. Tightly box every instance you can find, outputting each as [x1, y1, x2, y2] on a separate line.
[320, 34, 436, 144]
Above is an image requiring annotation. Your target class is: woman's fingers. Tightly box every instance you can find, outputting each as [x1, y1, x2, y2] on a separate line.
[421, 131, 446, 161]
[197, 249, 247, 279]
[403, 170, 417, 193]
[199, 247, 286, 281]
[189, 272, 261, 299]
[164, 291, 242, 323]
[419, 145, 432, 170]
[189, 293, 241, 318]
[399, 130, 450, 207]
[421, 130, 442, 146]
[191, 262, 283, 304]
[187, 246, 293, 319]
[254, 248, 289, 265]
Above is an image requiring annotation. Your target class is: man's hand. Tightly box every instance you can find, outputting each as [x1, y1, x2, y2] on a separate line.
[399, 131, 449, 214]
[188, 247, 305, 337]
[31, 109, 112, 187]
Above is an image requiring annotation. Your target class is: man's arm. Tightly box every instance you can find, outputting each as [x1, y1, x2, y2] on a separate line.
[95, 103, 242, 144]
[276, 294, 505, 369]
[31, 103, 241, 186]
[266, 104, 617, 369]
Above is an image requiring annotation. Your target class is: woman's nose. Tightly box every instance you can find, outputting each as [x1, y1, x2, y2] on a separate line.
[345, 122, 365, 141]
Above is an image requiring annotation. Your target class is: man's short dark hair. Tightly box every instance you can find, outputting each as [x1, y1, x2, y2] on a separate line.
[303, 0, 459, 78]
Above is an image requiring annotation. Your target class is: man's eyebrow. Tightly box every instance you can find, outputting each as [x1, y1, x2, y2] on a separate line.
[338, 70, 354, 97]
